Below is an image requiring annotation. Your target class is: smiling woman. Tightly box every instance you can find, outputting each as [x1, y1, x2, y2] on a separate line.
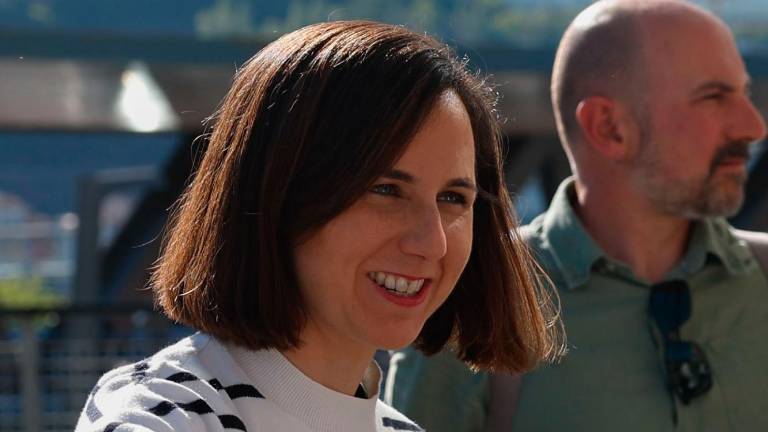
[292, 91, 477, 382]
[75, 20, 562, 432]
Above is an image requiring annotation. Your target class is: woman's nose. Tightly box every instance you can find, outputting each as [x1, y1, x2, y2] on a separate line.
[398, 204, 448, 261]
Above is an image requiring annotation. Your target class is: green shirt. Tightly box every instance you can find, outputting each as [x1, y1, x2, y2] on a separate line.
[387, 178, 768, 432]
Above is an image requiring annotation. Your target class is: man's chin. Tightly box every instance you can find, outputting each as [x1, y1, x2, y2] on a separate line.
[715, 173, 746, 212]
[639, 172, 746, 219]
[694, 186, 744, 218]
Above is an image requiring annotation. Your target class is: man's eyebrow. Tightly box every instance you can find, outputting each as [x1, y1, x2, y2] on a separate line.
[692, 78, 752, 96]
[382, 169, 477, 191]
[693, 80, 735, 94]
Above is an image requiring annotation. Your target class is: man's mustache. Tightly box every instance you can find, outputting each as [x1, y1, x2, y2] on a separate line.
[710, 141, 751, 173]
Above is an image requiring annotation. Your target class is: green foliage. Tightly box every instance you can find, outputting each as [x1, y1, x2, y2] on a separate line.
[0, 277, 64, 309]
[0, 278, 65, 333]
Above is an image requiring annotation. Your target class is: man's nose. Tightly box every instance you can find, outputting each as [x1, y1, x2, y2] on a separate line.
[398, 204, 448, 261]
[732, 97, 767, 143]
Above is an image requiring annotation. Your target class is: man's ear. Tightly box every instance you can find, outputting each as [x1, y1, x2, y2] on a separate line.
[575, 96, 632, 160]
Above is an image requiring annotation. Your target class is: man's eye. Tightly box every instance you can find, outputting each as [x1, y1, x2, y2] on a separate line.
[370, 184, 400, 197]
[703, 93, 724, 101]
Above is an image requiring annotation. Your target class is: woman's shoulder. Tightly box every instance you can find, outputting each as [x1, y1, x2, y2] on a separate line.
[375, 400, 424, 432]
[75, 333, 260, 432]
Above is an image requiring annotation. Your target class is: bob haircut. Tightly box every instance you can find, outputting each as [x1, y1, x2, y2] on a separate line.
[152, 20, 561, 372]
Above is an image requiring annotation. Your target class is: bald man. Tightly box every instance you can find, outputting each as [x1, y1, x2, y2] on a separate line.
[386, 1, 768, 431]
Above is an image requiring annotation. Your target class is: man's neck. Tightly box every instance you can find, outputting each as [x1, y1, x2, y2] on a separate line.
[573, 179, 692, 283]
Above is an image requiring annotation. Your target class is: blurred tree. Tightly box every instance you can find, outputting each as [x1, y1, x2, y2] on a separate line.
[0, 277, 64, 334]
[0, 277, 63, 309]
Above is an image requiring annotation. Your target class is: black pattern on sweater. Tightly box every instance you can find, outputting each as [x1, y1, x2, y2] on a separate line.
[131, 361, 150, 381]
[76, 335, 419, 432]
[85, 359, 258, 431]
[148, 399, 247, 431]
[167, 371, 264, 399]
[103, 422, 122, 432]
[382, 417, 424, 431]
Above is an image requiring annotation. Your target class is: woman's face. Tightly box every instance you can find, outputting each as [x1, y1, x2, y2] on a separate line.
[293, 91, 476, 354]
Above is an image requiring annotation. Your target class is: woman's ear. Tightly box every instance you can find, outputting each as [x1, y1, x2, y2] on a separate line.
[575, 96, 634, 161]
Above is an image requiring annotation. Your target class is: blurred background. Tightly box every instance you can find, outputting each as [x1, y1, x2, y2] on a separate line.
[1, 0, 767, 430]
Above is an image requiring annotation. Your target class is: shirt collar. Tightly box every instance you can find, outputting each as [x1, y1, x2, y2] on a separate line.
[538, 177, 604, 290]
[681, 217, 752, 277]
[535, 178, 750, 290]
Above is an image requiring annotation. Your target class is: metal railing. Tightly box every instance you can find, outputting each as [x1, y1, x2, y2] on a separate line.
[0, 304, 186, 432]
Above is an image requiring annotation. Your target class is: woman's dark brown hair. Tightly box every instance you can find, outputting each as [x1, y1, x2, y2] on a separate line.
[151, 20, 562, 372]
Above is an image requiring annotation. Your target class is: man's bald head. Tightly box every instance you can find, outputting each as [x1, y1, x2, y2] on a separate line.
[552, 0, 723, 151]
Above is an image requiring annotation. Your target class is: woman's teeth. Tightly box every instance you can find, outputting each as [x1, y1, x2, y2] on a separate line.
[368, 271, 425, 297]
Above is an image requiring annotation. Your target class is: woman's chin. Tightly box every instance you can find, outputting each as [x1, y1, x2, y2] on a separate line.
[368, 327, 423, 351]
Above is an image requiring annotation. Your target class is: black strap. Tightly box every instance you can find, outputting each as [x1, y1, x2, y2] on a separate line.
[486, 372, 522, 431]
[355, 384, 368, 399]
[733, 229, 768, 277]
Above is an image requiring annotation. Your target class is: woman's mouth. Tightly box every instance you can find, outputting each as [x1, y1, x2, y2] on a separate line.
[367, 271, 426, 297]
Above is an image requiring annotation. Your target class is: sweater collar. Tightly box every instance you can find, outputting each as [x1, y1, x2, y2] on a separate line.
[227, 343, 381, 432]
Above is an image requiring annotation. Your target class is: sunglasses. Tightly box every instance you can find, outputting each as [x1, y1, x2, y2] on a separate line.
[649, 280, 712, 405]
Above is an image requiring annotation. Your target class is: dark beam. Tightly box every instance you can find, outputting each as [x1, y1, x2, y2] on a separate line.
[732, 146, 768, 231]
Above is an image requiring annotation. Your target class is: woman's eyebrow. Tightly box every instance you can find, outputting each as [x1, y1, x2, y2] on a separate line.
[447, 177, 477, 191]
[382, 169, 414, 182]
[383, 169, 476, 191]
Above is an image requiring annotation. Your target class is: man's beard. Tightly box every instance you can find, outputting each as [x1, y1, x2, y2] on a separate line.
[633, 140, 750, 219]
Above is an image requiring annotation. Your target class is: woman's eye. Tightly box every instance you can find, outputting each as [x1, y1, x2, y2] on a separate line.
[438, 191, 470, 206]
[369, 183, 401, 197]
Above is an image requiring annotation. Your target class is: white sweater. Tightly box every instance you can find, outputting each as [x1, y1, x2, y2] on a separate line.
[75, 333, 422, 432]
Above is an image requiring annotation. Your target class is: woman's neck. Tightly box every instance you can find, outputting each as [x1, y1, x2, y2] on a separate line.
[281, 323, 376, 396]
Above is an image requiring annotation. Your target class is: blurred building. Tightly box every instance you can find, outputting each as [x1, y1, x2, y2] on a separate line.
[1, 0, 767, 306]
[1, 1, 768, 430]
